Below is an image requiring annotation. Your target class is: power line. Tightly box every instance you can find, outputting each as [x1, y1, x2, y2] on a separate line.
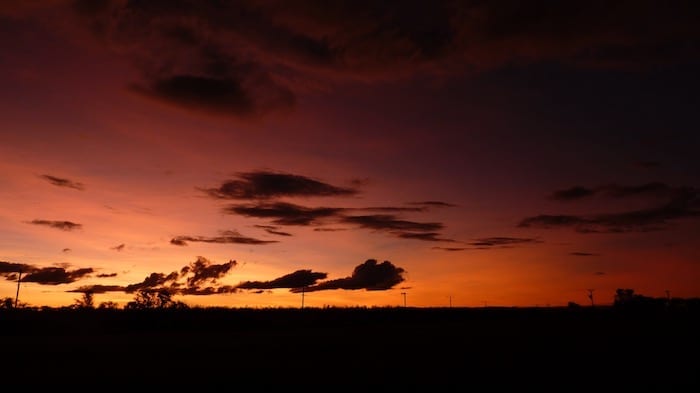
[15, 270, 22, 308]
[587, 289, 595, 307]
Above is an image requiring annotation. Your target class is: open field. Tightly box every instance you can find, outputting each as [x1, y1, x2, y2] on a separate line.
[1, 306, 698, 390]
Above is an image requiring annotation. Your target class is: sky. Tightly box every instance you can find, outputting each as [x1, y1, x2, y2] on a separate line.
[1, 0, 699, 309]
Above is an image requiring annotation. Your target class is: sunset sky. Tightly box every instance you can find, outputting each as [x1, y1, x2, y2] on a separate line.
[1, 1, 699, 309]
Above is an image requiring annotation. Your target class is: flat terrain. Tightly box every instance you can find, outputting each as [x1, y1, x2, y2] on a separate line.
[1, 306, 698, 390]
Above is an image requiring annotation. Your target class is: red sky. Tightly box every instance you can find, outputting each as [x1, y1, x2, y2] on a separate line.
[1, 1, 699, 308]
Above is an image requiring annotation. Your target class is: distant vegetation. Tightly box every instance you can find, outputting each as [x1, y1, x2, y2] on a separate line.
[2, 287, 700, 312]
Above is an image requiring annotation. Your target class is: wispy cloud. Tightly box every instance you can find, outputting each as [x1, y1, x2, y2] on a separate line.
[395, 232, 456, 242]
[407, 201, 457, 208]
[68, 284, 125, 294]
[570, 252, 600, 257]
[549, 182, 683, 201]
[341, 214, 443, 233]
[171, 230, 278, 246]
[521, 183, 700, 233]
[254, 225, 292, 237]
[111, 243, 125, 251]
[341, 214, 451, 242]
[293, 259, 405, 293]
[226, 201, 456, 242]
[237, 269, 327, 290]
[467, 237, 542, 248]
[432, 247, 468, 252]
[39, 174, 85, 190]
[204, 171, 357, 200]
[28, 219, 82, 231]
[432, 237, 541, 251]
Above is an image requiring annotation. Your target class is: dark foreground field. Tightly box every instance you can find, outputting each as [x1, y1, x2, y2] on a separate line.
[1, 306, 698, 390]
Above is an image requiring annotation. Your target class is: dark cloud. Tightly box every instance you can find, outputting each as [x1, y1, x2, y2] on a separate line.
[294, 259, 405, 293]
[519, 214, 585, 229]
[550, 182, 682, 201]
[226, 201, 454, 241]
[204, 171, 357, 200]
[68, 285, 125, 294]
[359, 206, 426, 213]
[203, 170, 455, 241]
[549, 186, 596, 201]
[69, 0, 700, 120]
[130, 71, 295, 118]
[341, 214, 442, 233]
[432, 247, 468, 252]
[125, 271, 180, 293]
[22, 267, 94, 285]
[0, 261, 36, 274]
[594, 271, 606, 276]
[468, 237, 542, 248]
[237, 269, 327, 290]
[254, 225, 292, 237]
[97, 272, 118, 278]
[62, 248, 71, 253]
[342, 214, 450, 242]
[170, 238, 187, 246]
[171, 230, 278, 246]
[520, 185, 699, 233]
[226, 202, 344, 226]
[28, 219, 82, 231]
[395, 232, 456, 242]
[600, 182, 674, 198]
[39, 174, 85, 190]
[313, 228, 347, 232]
[431, 237, 540, 251]
[180, 256, 237, 287]
[111, 243, 125, 251]
[407, 201, 457, 208]
[179, 285, 238, 295]
[570, 252, 600, 257]
[68, 256, 239, 296]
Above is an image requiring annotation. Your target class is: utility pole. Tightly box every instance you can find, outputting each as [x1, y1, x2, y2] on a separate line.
[401, 292, 406, 307]
[301, 286, 305, 309]
[14, 270, 22, 308]
[449, 295, 452, 308]
[587, 289, 595, 307]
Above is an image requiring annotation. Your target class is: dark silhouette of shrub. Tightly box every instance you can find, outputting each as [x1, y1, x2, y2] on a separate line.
[125, 289, 188, 309]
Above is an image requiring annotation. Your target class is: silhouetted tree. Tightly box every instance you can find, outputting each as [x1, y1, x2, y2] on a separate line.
[614, 288, 636, 306]
[74, 291, 95, 309]
[98, 301, 119, 309]
[1, 297, 14, 309]
[125, 289, 188, 309]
